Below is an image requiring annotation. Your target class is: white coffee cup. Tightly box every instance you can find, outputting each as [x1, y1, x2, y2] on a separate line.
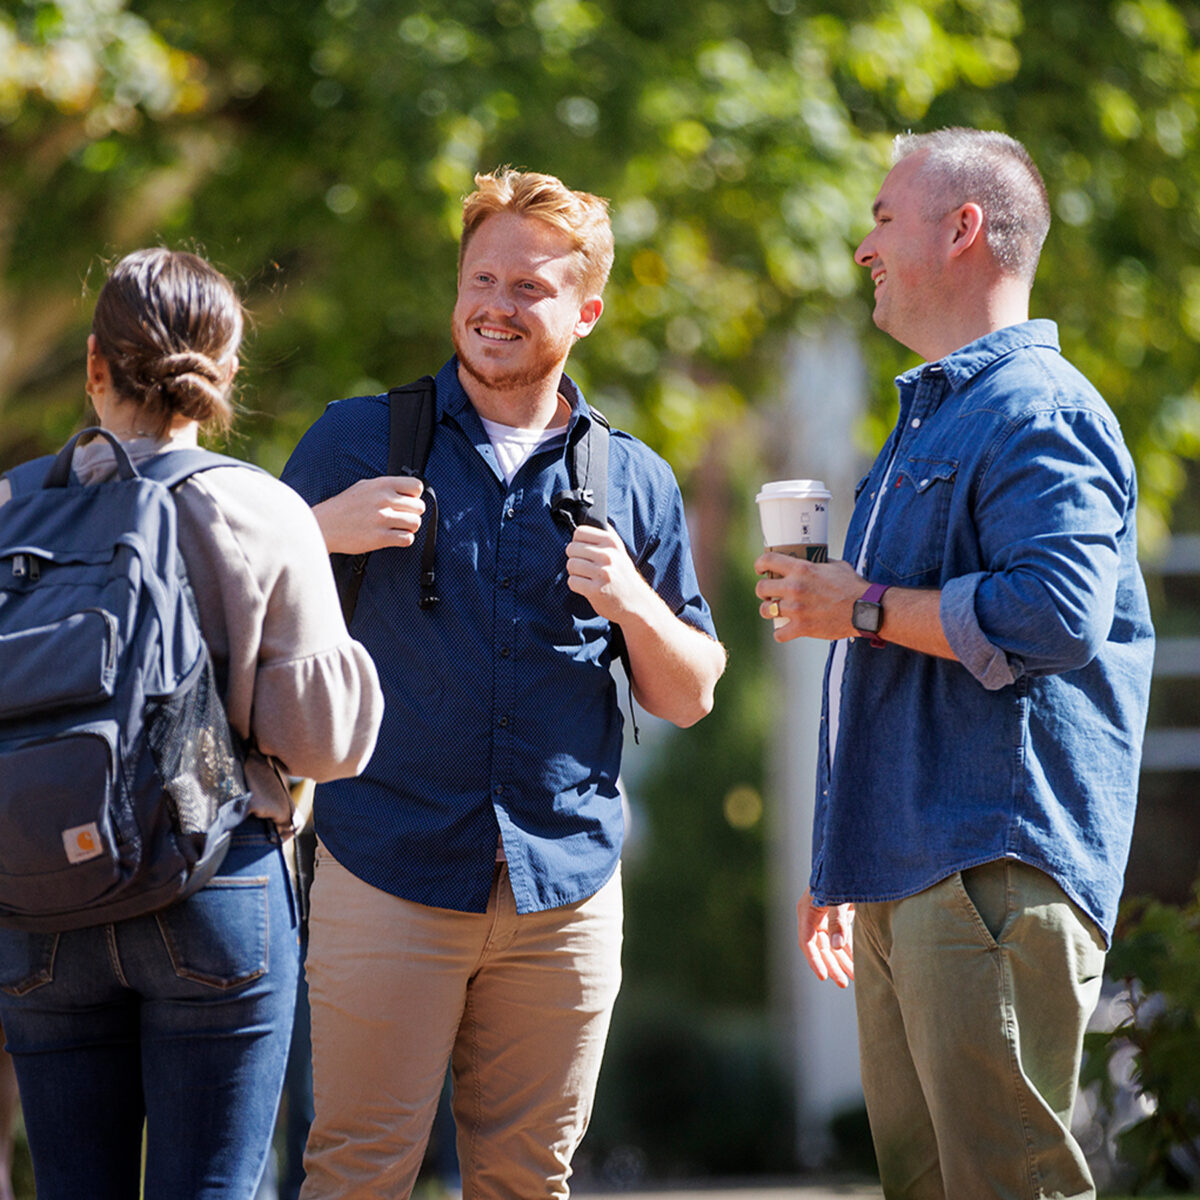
[756, 479, 831, 628]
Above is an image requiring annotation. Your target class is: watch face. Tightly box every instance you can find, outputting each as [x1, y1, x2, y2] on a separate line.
[852, 599, 883, 634]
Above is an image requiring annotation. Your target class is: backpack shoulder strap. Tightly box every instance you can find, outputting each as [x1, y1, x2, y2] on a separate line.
[4, 441, 253, 498]
[552, 406, 610, 531]
[3, 454, 59, 497]
[557, 408, 638, 737]
[574, 406, 609, 529]
[387, 376, 437, 477]
[336, 377, 439, 624]
[386, 377, 439, 609]
[135, 448, 261, 490]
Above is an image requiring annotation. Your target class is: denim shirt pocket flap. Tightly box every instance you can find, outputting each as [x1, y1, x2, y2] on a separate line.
[895, 456, 957, 495]
[872, 456, 958, 584]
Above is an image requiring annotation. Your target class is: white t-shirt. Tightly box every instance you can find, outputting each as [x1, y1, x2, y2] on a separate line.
[826, 459, 894, 765]
[479, 416, 566, 486]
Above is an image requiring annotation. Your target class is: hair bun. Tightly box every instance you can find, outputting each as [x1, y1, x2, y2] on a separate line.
[141, 352, 227, 422]
[152, 351, 222, 384]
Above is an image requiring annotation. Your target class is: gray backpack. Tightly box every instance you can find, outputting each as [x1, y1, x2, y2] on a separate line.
[0, 428, 253, 931]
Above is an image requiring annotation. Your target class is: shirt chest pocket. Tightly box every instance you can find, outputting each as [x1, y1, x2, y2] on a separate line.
[872, 456, 958, 584]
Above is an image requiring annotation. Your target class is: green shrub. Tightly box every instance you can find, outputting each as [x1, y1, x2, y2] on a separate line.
[1083, 886, 1200, 1193]
[585, 994, 796, 1182]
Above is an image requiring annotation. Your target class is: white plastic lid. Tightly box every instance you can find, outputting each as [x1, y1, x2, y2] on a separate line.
[755, 479, 831, 502]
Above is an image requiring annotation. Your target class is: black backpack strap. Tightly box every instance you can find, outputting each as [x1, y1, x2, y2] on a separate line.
[388, 376, 437, 476]
[552, 408, 639, 742]
[388, 377, 439, 610]
[552, 407, 609, 532]
[135, 446, 273, 770]
[336, 377, 438, 625]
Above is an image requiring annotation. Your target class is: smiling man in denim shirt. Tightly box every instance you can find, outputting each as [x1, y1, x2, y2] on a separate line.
[755, 128, 1154, 1198]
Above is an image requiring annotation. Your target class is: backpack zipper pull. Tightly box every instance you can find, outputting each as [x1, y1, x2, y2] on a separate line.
[12, 554, 41, 581]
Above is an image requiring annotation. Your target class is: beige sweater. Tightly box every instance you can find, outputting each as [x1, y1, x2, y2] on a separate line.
[3, 436, 383, 829]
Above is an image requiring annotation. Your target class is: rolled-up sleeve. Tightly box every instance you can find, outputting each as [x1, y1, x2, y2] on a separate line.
[943, 407, 1132, 688]
[941, 572, 1017, 689]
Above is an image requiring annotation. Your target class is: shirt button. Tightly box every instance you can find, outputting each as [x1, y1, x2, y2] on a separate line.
[499, 577, 511, 588]
[499, 646, 511, 658]
[506, 506, 516, 518]
[911, 418, 921, 429]
[498, 716, 510, 728]
[493, 785, 502, 796]
[920, 478, 930, 487]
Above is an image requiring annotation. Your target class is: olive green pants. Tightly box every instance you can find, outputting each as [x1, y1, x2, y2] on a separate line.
[854, 859, 1107, 1200]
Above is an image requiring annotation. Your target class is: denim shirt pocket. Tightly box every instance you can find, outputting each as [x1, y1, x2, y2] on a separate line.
[873, 456, 958, 583]
[0, 929, 58, 997]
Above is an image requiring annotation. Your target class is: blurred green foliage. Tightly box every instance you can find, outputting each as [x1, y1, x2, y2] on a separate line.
[1084, 889, 1200, 1193]
[3, 0, 1200, 538]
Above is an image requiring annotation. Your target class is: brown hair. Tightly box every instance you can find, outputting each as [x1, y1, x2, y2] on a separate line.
[459, 168, 614, 297]
[91, 248, 244, 434]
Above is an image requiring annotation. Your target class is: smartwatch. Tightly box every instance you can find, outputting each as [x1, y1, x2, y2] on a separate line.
[852, 583, 889, 648]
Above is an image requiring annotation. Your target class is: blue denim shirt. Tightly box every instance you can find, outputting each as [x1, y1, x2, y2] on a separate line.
[811, 321, 1154, 941]
[282, 358, 716, 914]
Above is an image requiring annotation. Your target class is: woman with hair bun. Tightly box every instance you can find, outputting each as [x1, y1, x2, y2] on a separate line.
[0, 248, 383, 1199]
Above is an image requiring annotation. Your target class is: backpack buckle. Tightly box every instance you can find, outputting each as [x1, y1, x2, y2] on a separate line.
[551, 487, 594, 531]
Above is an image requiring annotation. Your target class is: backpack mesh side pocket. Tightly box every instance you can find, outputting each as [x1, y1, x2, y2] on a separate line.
[145, 652, 248, 836]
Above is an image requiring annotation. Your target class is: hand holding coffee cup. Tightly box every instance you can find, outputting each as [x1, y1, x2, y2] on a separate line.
[756, 479, 830, 629]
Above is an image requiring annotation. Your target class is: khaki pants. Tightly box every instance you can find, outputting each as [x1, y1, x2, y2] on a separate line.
[854, 859, 1107, 1200]
[300, 845, 622, 1200]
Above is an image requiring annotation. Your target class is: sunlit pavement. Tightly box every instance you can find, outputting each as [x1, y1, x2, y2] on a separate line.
[574, 1178, 883, 1199]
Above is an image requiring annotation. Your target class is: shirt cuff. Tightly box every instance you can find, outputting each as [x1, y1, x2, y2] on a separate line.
[940, 574, 1019, 691]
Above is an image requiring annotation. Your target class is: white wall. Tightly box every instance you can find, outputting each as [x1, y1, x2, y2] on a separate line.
[765, 322, 872, 1164]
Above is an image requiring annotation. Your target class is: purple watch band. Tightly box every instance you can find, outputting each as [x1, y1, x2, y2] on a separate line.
[854, 582, 890, 647]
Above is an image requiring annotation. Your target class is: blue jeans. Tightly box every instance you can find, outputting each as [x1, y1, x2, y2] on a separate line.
[0, 818, 299, 1200]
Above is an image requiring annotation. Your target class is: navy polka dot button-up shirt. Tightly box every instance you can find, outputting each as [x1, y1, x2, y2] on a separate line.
[282, 358, 716, 914]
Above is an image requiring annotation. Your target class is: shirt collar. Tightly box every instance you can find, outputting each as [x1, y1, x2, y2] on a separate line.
[897, 319, 1061, 391]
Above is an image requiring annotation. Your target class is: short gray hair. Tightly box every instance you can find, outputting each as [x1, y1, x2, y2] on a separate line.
[894, 127, 1050, 284]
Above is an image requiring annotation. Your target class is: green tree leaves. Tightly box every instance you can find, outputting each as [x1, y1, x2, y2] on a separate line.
[4, 0, 1199, 526]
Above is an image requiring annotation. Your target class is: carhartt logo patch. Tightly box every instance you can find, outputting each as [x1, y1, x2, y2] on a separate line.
[63, 823, 103, 865]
